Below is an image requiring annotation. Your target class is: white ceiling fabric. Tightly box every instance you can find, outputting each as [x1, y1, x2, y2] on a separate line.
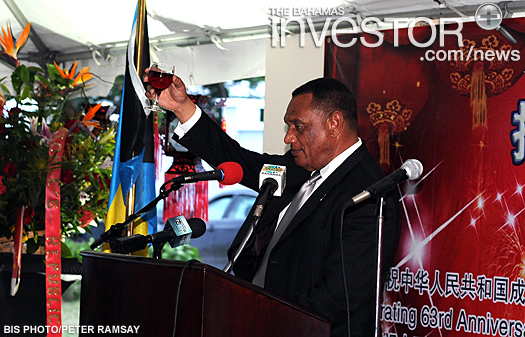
[1, 0, 524, 95]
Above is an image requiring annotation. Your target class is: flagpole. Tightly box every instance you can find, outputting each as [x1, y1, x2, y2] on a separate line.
[136, 0, 146, 77]
[126, 185, 136, 237]
[128, 0, 149, 256]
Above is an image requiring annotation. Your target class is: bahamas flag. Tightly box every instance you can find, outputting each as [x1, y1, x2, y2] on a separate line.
[106, 2, 156, 254]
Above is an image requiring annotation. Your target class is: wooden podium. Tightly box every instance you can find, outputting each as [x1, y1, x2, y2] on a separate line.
[79, 251, 330, 337]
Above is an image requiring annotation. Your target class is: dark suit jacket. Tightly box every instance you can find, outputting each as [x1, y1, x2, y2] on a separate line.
[176, 112, 400, 337]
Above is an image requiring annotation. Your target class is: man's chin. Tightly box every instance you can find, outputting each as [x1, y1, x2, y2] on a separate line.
[293, 156, 309, 170]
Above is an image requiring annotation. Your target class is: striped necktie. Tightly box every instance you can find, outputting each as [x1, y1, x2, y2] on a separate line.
[252, 170, 321, 287]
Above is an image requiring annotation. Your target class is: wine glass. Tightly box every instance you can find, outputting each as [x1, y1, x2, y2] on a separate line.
[146, 62, 175, 112]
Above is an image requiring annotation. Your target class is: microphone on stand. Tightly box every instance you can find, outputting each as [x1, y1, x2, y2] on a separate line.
[344, 159, 423, 208]
[164, 161, 243, 187]
[253, 164, 286, 218]
[90, 162, 242, 250]
[111, 216, 206, 254]
[338, 159, 422, 337]
[224, 164, 286, 273]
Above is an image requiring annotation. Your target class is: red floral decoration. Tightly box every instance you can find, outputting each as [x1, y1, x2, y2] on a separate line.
[78, 207, 94, 227]
[60, 170, 74, 184]
[23, 208, 35, 225]
[0, 176, 6, 195]
[4, 162, 18, 178]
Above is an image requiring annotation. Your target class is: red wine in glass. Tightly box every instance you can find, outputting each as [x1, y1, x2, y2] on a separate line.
[149, 70, 173, 91]
[146, 62, 175, 112]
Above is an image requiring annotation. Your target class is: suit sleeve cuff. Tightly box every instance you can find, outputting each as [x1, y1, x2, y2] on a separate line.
[174, 105, 202, 139]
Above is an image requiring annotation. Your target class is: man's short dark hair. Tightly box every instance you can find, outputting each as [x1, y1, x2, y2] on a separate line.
[292, 77, 358, 132]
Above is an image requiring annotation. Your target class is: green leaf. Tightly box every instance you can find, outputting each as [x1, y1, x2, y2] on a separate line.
[99, 130, 115, 144]
[19, 65, 30, 83]
[27, 66, 44, 74]
[11, 73, 22, 94]
[61, 241, 73, 258]
[21, 85, 30, 99]
[47, 63, 57, 81]
[35, 75, 50, 86]
[1, 83, 11, 96]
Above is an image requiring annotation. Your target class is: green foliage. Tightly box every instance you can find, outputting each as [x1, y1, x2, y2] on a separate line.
[148, 244, 201, 261]
[62, 236, 200, 263]
[0, 62, 115, 253]
[63, 237, 96, 262]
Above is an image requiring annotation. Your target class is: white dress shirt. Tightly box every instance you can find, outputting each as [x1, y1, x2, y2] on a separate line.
[274, 138, 362, 231]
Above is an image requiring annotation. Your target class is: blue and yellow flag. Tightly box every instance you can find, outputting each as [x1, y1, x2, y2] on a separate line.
[106, 1, 156, 254]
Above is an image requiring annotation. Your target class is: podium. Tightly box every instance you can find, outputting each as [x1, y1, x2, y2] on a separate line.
[79, 251, 330, 336]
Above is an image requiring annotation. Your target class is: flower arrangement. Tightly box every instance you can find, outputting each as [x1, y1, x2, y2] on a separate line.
[0, 23, 115, 254]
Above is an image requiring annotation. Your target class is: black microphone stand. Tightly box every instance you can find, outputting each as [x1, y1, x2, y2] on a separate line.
[374, 197, 385, 337]
[223, 215, 259, 274]
[340, 196, 387, 337]
[152, 241, 166, 259]
[151, 225, 177, 259]
[90, 180, 184, 251]
[223, 180, 277, 274]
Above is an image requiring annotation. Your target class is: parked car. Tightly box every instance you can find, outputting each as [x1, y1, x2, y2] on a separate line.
[190, 189, 257, 269]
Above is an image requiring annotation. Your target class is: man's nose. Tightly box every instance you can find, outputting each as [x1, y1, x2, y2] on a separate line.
[284, 130, 296, 144]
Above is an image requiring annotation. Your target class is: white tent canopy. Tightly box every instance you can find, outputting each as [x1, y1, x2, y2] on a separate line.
[1, 0, 525, 97]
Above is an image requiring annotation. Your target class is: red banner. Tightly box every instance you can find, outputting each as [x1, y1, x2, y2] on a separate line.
[10, 206, 24, 296]
[45, 127, 67, 336]
[326, 19, 525, 336]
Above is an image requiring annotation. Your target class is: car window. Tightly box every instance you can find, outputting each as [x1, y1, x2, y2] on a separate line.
[225, 195, 257, 220]
[208, 196, 233, 220]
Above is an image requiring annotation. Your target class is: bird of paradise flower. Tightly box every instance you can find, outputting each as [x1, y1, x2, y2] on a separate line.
[66, 102, 103, 140]
[54, 61, 94, 87]
[0, 21, 30, 66]
[82, 102, 102, 130]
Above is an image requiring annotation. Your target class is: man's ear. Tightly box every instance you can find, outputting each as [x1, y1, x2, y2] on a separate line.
[327, 111, 344, 137]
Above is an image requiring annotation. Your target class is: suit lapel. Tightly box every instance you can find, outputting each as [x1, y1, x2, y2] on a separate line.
[277, 144, 370, 243]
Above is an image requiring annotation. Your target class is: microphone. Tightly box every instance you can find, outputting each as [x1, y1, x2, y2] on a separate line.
[111, 216, 206, 254]
[224, 165, 286, 272]
[166, 161, 243, 186]
[253, 164, 286, 218]
[259, 164, 286, 197]
[92, 164, 237, 251]
[345, 159, 423, 208]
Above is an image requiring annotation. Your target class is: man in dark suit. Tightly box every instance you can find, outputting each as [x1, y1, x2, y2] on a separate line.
[146, 75, 400, 337]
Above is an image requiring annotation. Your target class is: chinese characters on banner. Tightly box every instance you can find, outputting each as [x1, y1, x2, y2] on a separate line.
[325, 19, 525, 336]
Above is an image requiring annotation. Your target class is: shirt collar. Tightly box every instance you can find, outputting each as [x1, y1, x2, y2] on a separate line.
[316, 138, 363, 184]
